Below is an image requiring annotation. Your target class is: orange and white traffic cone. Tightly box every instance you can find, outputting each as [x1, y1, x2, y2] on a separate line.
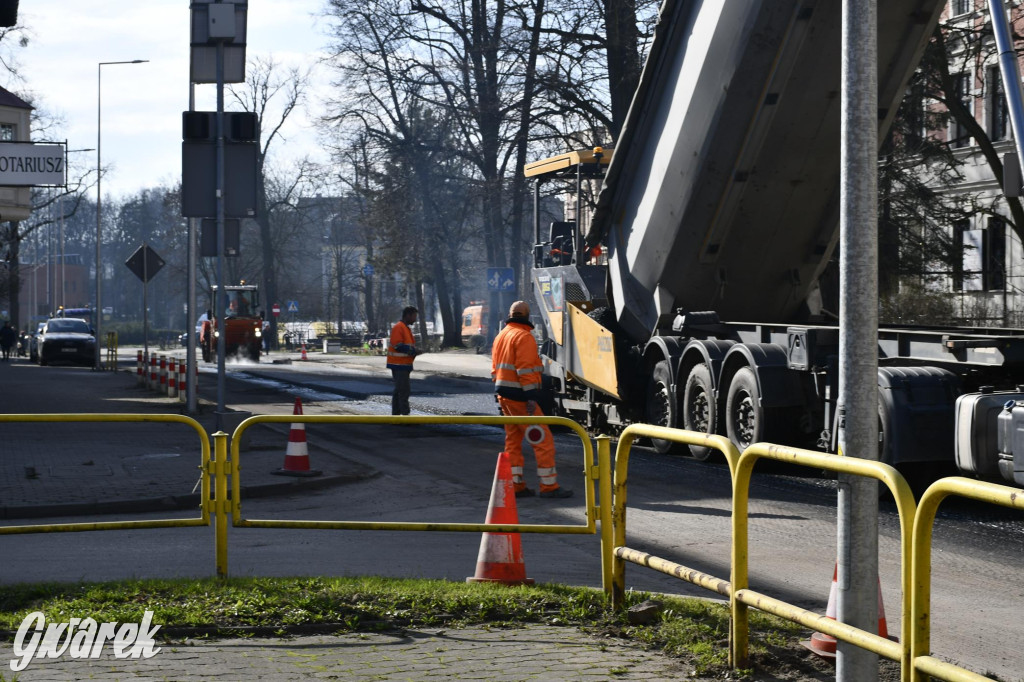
[467, 452, 533, 585]
[272, 397, 322, 477]
[300, 344, 308, 361]
[806, 562, 890, 658]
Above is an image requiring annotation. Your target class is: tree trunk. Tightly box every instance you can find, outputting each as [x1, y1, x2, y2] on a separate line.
[604, 0, 642, 139]
[414, 280, 429, 350]
[431, 258, 460, 347]
[509, 0, 544, 300]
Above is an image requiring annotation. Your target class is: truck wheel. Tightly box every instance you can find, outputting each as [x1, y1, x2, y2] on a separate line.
[682, 364, 717, 461]
[725, 367, 763, 451]
[249, 344, 260, 362]
[645, 360, 679, 454]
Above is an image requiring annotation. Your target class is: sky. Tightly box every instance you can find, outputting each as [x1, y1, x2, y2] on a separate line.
[12, 0, 330, 200]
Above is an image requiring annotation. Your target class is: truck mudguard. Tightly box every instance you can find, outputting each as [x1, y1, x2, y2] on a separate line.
[677, 339, 735, 392]
[720, 344, 805, 410]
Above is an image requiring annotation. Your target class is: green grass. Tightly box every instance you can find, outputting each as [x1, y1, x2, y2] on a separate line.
[0, 576, 822, 679]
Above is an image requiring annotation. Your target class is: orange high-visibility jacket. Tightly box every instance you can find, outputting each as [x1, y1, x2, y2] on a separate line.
[491, 319, 543, 402]
[387, 321, 416, 369]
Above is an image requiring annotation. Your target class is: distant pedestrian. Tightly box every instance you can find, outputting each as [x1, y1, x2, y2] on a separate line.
[0, 321, 16, 361]
[491, 300, 572, 499]
[387, 306, 419, 415]
[262, 315, 271, 353]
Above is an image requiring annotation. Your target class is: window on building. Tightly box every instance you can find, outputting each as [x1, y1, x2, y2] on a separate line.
[986, 218, 1006, 290]
[0, 124, 14, 141]
[955, 218, 1007, 291]
[903, 86, 926, 149]
[952, 72, 972, 148]
[988, 66, 1009, 142]
[952, 0, 972, 15]
[952, 219, 968, 291]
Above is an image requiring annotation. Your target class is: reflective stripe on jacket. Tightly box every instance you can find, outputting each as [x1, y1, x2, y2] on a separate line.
[387, 321, 415, 369]
[491, 319, 543, 401]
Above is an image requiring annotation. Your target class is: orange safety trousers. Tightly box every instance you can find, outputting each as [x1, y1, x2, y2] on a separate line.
[497, 396, 559, 493]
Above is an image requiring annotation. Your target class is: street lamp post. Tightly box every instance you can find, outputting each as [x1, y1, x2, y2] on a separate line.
[62, 147, 94, 310]
[96, 59, 147, 371]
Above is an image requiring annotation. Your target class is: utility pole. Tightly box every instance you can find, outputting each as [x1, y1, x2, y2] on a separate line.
[837, 0, 879, 679]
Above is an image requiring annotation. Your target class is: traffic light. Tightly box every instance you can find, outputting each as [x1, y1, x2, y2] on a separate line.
[0, 1, 18, 28]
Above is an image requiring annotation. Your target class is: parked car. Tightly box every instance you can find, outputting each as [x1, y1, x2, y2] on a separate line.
[37, 317, 95, 366]
[29, 322, 45, 362]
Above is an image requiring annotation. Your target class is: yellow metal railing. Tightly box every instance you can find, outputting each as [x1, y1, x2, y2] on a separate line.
[105, 331, 118, 369]
[220, 414, 609, 580]
[0, 414, 211, 534]
[4, 412, 1021, 681]
[910, 477, 1024, 682]
[608, 424, 1021, 682]
[607, 424, 740, 613]
[732, 443, 916, 673]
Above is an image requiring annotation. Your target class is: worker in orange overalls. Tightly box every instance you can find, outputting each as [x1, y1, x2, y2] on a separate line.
[491, 300, 572, 499]
[387, 306, 419, 415]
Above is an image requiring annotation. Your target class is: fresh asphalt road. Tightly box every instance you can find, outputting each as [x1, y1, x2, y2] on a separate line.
[1, 351, 1023, 680]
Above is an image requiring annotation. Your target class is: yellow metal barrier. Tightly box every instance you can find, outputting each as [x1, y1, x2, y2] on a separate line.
[607, 425, 741, 644]
[733, 443, 916, 674]
[105, 331, 118, 368]
[911, 477, 1024, 682]
[223, 414, 610, 580]
[0, 414, 211, 534]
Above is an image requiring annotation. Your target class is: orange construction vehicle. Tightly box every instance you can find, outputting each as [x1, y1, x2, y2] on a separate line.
[200, 283, 263, 362]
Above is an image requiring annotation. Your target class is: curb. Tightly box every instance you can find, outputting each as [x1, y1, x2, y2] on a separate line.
[0, 469, 379, 521]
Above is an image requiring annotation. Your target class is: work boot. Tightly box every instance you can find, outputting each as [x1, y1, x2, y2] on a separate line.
[539, 487, 573, 499]
[514, 487, 535, 498]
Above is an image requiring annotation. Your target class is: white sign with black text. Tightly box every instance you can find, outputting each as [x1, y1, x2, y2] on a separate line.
[0, 142, 65, 186]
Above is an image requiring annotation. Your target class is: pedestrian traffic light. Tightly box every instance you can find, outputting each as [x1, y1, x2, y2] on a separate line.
[0, 1, 18, 27]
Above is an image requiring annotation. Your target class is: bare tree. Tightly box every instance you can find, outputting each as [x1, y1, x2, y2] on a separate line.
[229, 56, 316, 347]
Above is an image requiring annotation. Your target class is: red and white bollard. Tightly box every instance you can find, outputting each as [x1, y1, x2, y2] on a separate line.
[168, 356, 178, 398]
[149, 353, 158, 388]
[136, 350, 144, 385]
[159, 355, 168, 392]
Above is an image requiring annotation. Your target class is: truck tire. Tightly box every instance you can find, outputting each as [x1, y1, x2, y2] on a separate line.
[249, 343, 260, 362]
[645, 359, 679, 454]
[725, 366, 763, 451]
[682, 364, 717, 461]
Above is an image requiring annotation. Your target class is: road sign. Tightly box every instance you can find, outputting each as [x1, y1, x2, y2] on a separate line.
[362, 263, 374, 277]
[487, 267, 515, 292]
[271, 303, 281, 317]
[287, 300, 299, 313]
[124, 244, 165, 283]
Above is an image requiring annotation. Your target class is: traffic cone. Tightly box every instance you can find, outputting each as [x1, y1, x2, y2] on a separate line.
[467, 452, 533, 585]
[301, 344, 308, 361]
[272, 397, 322, 477]
[805, 562, 890, 658]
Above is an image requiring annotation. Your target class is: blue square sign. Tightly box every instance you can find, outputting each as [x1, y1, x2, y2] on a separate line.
[487, 267, 515, 292]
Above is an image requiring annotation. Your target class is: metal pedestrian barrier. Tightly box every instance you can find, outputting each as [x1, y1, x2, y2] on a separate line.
[216, 414, 609, 580]
[606, 423, 1022, 682]
[731, 443, 915, 673]
[910, 477, 1024, 682]
[2, 412, 1021, 681]
[0, 414, 211, 534]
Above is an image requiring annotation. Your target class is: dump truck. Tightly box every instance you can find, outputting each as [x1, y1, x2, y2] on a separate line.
[527, 0, 1024, 487]
[200, 283, 263, 363]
